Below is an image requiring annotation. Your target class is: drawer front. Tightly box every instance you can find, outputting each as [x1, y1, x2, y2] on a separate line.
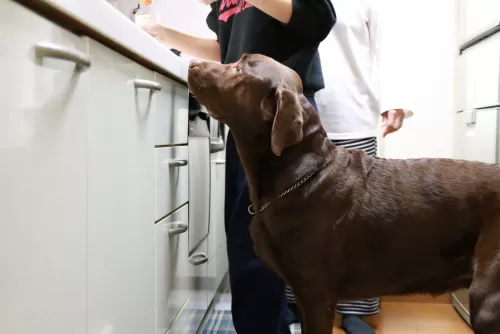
[473, 35, 500, 107]
[156, 146, 189, 220]
[454, 108, 499, 163]
[460, 35, 500, 110]
[173, 82, 190, 120]
[154, 73, 189, 146]
[458, 0, 500, 44]
[155, 204, 190, 334]
[167, 238, 209, 334]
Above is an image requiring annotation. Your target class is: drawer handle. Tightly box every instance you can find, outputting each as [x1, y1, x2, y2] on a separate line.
[189, 252, 208, 266]
[210, 138, 225, 153]
[168, 159, 188, 167]
[34, 42, 91, 71]
[133, 79, 162, 92]
[213, 160, 226, 165]
[166, 222, 188, 236]
[465, 109, 477, 125]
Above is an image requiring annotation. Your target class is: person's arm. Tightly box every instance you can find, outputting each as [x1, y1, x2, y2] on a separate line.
[370, 0, 414, 136]
[249, 0, 336, 44]
[141, 23, 220, 62]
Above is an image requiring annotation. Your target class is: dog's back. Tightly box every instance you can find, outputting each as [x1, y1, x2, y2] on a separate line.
[261, 144, 500, 300]
[325, 150, 500, 299]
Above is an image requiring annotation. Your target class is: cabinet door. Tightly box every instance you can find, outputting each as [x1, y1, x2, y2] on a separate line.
[154, 74, 189, 146]
[0, 1, 88, 333]
[458, 0, 500, 44]
[155, 146, 189, 221]
[155, 204, 190, 334]
[454, 108, 499, 163]
[456, 48, 477, 111]
[473, 35, 500, 107]
[86, 39, 157, 334]
[458, 34, 500, 110]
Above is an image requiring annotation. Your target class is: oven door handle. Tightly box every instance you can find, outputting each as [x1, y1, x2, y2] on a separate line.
[210, 137, 225, 153]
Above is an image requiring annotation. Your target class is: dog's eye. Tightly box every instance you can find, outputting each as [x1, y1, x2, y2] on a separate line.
[235, 65, 242, 72]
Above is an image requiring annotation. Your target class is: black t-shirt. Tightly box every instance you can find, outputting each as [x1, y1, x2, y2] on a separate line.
[206, 0, 336, 97]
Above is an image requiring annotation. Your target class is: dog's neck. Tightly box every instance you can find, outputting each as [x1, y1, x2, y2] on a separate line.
[231, 101, 334, 209]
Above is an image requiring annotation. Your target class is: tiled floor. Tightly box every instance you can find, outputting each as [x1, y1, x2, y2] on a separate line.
[199, 294, 472, 333]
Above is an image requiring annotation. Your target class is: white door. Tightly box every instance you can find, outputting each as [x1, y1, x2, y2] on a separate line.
[155, 204, 191, 334]
[0, 1, 89, 333]
[86, 39, 157, 334]
[454, 108, 500, 163]
[458, 0, 500, 44]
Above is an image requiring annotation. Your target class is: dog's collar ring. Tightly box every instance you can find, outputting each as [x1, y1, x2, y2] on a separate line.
[248, 172, 316, 216]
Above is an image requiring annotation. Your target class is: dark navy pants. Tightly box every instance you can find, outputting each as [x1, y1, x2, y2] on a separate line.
[225, 97, 318, 334]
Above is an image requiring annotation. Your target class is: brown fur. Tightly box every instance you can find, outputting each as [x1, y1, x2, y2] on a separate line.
[188, 54, 500, 334]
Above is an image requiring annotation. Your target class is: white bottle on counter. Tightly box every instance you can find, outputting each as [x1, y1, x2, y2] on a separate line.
[134, 0, 159, 27]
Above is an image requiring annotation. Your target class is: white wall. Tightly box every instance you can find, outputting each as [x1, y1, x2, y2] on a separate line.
[377, 0, 458, 159]
[155, 0, 216, 39]
[107, 0, 215, 38]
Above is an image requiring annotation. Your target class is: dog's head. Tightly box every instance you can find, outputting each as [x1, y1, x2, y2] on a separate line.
[188, 53, 308, 156]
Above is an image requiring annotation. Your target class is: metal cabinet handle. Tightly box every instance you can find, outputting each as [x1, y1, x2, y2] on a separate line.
[166, 222, 188, 236]
[188, 252, 208, 266]
[213, 159, 226, 165]
[465, 109, 477, 125]
[168, 159, 188, 167]
[35, 42, 91, 71]
[133, 79, 162, 92]
[210, 137, 225, 153]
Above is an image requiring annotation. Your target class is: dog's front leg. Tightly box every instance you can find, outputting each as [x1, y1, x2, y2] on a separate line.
[294, 294, 335, 334]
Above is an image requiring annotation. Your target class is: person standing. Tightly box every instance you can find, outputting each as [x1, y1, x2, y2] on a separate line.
[284, 0, 413, 333]
[141, 1, 336, 333]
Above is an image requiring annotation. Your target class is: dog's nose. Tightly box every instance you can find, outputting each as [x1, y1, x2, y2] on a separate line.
[189, 59, 202, 68]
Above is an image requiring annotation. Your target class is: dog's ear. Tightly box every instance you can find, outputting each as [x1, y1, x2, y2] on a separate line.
[270, 88, 304, 156]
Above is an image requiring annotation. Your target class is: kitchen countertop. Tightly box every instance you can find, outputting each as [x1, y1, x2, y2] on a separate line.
[20, 0, 189, 84]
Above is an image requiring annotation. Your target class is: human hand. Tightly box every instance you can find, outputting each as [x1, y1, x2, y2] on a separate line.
[381, 109, 405, 137]
[140, 22, 166, 42]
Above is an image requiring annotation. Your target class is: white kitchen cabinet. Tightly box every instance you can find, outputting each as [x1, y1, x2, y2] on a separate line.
[155, 204, 191, 334]
[154, 73, 189, 146]
[473, 35, 500, 107]
[86, 38, 157, 334]
[0, 1, 89, 334]
[455, 48, 476, 112]
[458, 0, 500, 44]
[456, 35, 500, 111]
[454, 108, 500, 163]
[155, 146, 189, 220]
[167, 238, 209, 334]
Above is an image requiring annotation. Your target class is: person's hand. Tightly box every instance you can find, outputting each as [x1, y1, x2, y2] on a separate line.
[381, 109, 405, 137]
[140, 22, 166, 42]
[199, 0, 216, 4]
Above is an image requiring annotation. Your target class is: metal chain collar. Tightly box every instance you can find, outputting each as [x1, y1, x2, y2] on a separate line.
[248, 172, 317, 216]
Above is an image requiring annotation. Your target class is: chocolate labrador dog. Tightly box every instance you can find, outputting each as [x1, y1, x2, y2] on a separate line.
[188, 54, 500, 334]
